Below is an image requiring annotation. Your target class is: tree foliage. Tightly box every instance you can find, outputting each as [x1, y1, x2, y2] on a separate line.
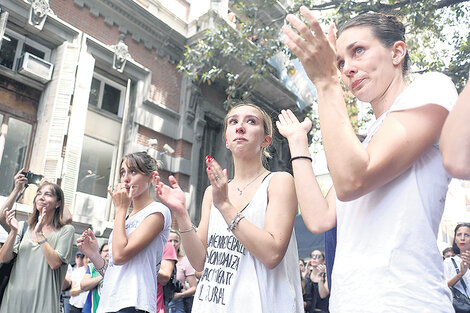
[178, 0, 470, 130]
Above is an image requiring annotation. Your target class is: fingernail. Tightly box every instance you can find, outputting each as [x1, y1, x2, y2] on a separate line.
[208, 167, 211, 170]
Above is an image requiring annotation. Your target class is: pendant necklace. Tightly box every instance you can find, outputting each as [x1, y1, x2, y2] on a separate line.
[236, 170, 265, 196]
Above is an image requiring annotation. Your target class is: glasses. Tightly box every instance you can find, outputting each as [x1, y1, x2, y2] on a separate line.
[76, 254, 84, 258]
[311, 255, 322, 259]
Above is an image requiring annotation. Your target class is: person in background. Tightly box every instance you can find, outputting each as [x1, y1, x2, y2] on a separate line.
[443, 247, 455, 260]
[157, 241, 177, 313]
[69, 251, 89, 313]
[0, 169, 73, 231]
[440, 78, 470, 179]
[304, 250, 329, 313]
[61, 264, 73, 313]
[167, 230, 197, 313]
[444, 223, 470, 298]
[81, 243, 109, 313]
[0, 178, 74, 313]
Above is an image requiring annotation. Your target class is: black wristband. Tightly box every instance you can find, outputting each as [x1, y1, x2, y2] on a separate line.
[290, 156, 313, 163]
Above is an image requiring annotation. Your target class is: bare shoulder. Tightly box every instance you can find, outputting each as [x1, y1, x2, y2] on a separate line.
[269, 171, 294, 187]
[268, 171, 295, 195]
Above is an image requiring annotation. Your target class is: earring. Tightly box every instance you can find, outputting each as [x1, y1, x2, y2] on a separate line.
[394, 59, 399, 64]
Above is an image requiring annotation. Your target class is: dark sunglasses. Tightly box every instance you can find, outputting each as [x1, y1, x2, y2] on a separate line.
[311, 255, 322, 259]
[76, 254, 85, 258]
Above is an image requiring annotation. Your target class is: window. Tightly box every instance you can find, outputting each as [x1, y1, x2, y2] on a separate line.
[88, 73, 126, 117]
[0, 29, 50, 71]
[0, 115, 33, 196]
[77, 136, 115, 198]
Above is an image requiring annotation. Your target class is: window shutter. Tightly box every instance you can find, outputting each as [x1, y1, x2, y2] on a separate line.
[61, 51, 95, 209]
[42, 42, 79, 186]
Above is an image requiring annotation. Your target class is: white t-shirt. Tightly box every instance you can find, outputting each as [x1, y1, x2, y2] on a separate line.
[330, 72, 457, 312]
[192, 173, 303, 313]
[444, 255, 470, 297]
[69, 265, 89, 308]
[97, 202, 171, 313]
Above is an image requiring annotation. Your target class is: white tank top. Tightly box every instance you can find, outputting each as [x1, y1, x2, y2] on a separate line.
[192, 173, 303, 313]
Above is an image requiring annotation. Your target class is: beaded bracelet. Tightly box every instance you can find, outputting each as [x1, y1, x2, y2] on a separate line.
[227, 212, 245, 232]
[290, 155, 313, 163]
[95, 256, 107, 272]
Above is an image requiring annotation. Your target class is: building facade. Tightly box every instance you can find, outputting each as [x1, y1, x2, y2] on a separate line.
[0, 0, 301, 239]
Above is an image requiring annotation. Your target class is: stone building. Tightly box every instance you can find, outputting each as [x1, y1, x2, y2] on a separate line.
[0, 0, 302, 239]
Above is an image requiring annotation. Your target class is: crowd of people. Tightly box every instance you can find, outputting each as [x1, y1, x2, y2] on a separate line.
[0, 5, 469, 313]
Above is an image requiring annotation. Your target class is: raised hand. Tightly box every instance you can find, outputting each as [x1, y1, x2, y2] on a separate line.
[154, 173, 187, 215]
[108, 183, 133, 215]
[316, 264, 327, 279]
[34, 208, 46, 234]
[276, 109, 313, 141]
[13, 169, 28, 192]
[460, 250, 470, 275]
[282, 6, 338, 84]
[77, 228, 100, 258]
[205, 155, 230, 212]
[4, 208, 18, 233]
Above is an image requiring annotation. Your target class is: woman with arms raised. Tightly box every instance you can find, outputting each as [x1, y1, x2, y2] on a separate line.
[0, 176, 74, 313]
[155, 103, 303, 313]
[78, 152, 171, 313]
[279, 8, 457, 312]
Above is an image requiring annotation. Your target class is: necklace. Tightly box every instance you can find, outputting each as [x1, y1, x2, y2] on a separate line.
[236, 170, 265, 196]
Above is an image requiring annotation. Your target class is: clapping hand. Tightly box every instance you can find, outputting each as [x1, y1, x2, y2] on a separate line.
[205, 155, 230, 213]
[154, 173, 187, 215]
[77, 228, 100, 259]
[276, 109, 313, 142]
[3, 208, 18, 233]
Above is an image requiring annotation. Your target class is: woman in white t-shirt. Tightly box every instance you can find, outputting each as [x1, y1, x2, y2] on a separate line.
[78, 152, 171, 313]
[444, 224, 470, 299]
[279, 7, 457, 312]
[154, 103, 303, 313]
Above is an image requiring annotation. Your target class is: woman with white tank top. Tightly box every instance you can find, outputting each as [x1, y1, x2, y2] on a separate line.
[154, 103, 303, 313]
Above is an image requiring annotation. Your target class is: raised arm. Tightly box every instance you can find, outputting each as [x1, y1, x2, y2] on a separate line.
[35, 210, 72, 270]
[283, 7, 448, 201]
[0, 209, 19, 263]
[108, 184, 164, 265]
[0, 170, 28, 232]
[154, 174, 210, 272]
[206, 158, 297, 270]
[277, 110, 336, 233]
[441, 80, 470, 179]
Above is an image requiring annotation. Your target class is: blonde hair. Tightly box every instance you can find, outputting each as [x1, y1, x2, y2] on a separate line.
[223, 102, 273, 160]
[170, 229, 184, 258]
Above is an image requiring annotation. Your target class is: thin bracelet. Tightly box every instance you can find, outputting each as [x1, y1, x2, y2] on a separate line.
[179, 225, 197, 233]
[290, 156, 312, 163]
[227, 212, 245, 232]
[38, 238, 47, 245]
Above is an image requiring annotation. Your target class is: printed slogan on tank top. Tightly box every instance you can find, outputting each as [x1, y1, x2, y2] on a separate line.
[197, 233, 246, 305]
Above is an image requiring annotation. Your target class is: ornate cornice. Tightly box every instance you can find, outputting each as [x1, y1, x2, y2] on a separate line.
[72, 0, 187, 62]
